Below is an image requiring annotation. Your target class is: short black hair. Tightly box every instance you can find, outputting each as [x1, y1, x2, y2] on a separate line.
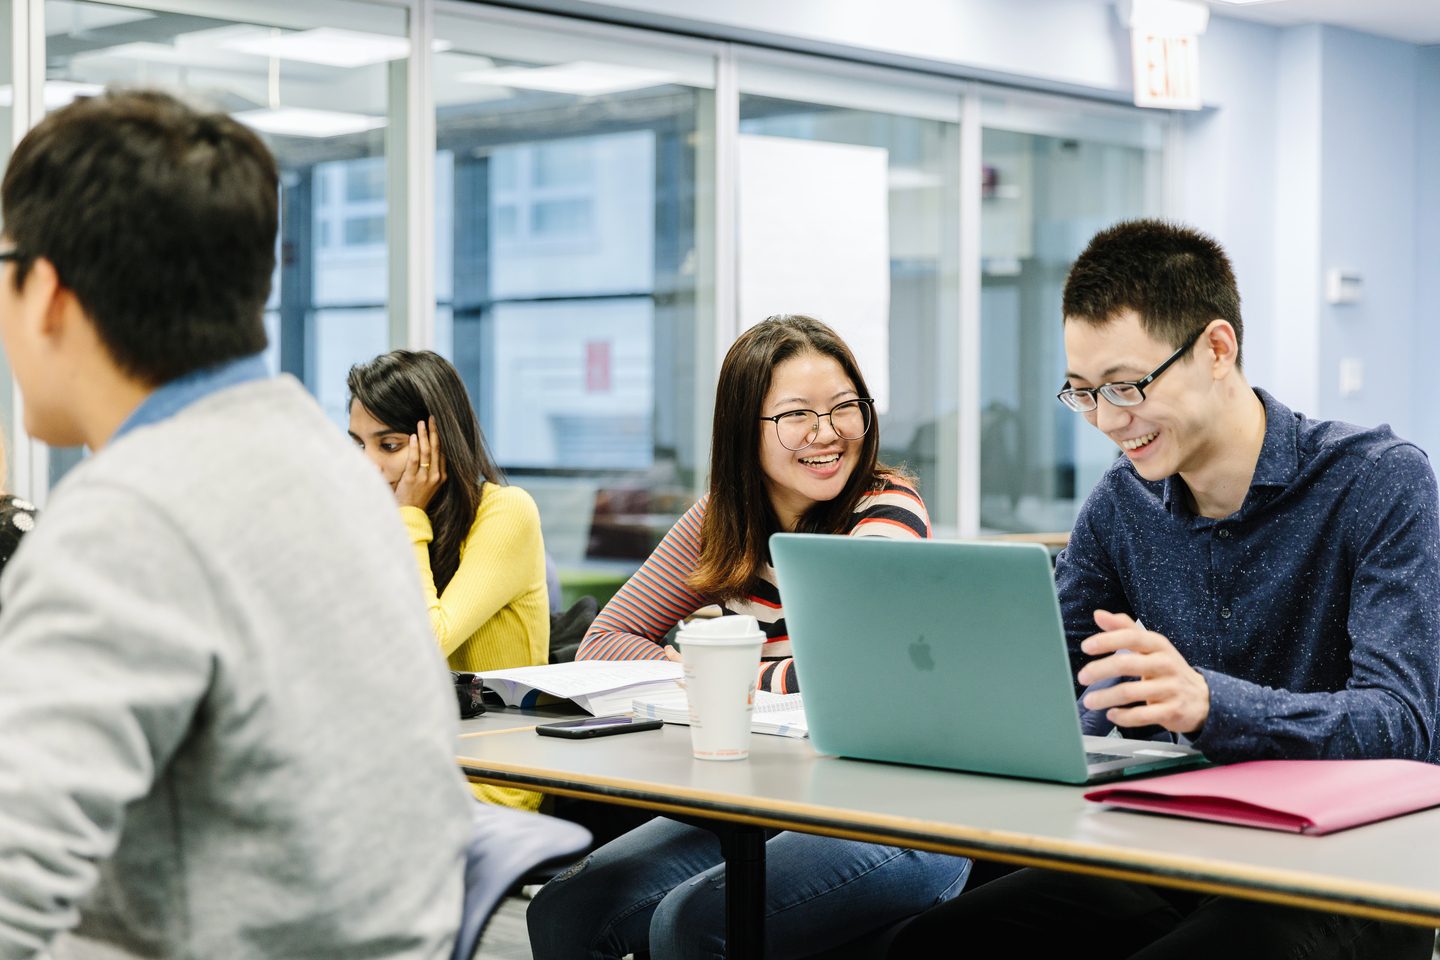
[1, 88, 277, 385]
[1063, 219, 1243, 366]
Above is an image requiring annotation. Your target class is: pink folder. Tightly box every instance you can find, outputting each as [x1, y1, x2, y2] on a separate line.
[1084, 760, 1440, 835]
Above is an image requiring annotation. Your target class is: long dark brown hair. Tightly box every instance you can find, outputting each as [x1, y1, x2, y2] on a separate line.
[347, 350, 503, 593]
[689, 315, 903, 603]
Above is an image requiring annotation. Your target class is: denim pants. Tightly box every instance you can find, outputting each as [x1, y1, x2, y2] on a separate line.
[526, 817, 972, 960]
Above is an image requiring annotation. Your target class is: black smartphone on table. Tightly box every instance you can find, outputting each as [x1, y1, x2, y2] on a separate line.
[536, 716, 664, 739]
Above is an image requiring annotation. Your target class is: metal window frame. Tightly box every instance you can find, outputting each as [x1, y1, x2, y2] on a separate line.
[958, 83, 982, 537]
[9, 0, 43, 503]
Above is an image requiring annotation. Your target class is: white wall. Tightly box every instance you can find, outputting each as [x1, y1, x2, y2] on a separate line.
[1412, 45, 1440, 459]
[1268, 25, 1323, 415]
[526, 0, 1135, 95]
[1173, 15, 1286, 399]
[1314, 28, 1419, 438]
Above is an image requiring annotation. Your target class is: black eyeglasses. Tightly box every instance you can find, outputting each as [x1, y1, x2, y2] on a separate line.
[1056, 329, 1204, 413]
[0, 250, 25, 264]
[759, 398, 874, 451]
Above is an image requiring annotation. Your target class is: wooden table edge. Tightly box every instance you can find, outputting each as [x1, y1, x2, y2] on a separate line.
[457, 723, 540, 739]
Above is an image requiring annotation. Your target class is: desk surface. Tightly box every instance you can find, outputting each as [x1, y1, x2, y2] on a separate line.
[980, 531, 1070, 550]
[456, 719, 1440, 927]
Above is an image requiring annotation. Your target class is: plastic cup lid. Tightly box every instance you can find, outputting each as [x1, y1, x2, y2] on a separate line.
[678, 614, 764, 645]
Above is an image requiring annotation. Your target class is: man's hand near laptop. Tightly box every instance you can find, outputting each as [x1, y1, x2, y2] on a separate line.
[1077, 609, 1210, 736]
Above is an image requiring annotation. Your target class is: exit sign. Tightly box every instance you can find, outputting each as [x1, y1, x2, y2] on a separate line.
[1131, 31, 1201, 110]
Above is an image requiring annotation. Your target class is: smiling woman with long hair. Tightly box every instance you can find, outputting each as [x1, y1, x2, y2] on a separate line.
[576, 315, 929, 690]
[527, 315, 970, 959]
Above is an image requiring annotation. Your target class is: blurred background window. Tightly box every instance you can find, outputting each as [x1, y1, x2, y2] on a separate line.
[431, 11, 717, 603]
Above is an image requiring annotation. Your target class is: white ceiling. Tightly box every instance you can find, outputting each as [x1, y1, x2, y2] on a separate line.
[1206, 0, 1440, 45]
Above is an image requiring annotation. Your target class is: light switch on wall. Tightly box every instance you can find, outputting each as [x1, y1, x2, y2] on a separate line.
[1339, 358, 1364, 397]
[1326, 269, 1363, 305]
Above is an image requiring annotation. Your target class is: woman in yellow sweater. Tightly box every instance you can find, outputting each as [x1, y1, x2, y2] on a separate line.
[347, 349, 549, 807]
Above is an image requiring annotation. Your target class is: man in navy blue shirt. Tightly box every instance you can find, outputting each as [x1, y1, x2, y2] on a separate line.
[891, 220, 1439, 958]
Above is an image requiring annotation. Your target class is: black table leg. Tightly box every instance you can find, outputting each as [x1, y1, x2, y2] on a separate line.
[671, 816, 768, 959]
[717, 824, 766, 959]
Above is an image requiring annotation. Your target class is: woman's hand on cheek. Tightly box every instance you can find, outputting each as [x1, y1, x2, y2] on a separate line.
[395, 418, 446, 511]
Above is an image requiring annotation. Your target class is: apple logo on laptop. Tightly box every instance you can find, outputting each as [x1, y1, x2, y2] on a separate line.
[908, 634, 935, 671]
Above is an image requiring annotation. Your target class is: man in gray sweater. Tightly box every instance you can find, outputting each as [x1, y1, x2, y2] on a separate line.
[0, 90, 473, 957]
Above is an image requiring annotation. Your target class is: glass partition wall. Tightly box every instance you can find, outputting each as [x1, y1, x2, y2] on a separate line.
[430, 12, 716, 577]
[3, 0, 1169, 563]
[978, 94, 1165, 532]
[736, 54, 963, 534]
[38, 0, 406, 484]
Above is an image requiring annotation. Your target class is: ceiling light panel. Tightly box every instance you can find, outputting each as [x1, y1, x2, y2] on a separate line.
[224, 28, 415, 69]
[233, 106, 385, 138]
[458, 61, 677, 96]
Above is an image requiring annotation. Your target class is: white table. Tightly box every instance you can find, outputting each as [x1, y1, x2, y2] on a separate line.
[457, 716, 1440, 956]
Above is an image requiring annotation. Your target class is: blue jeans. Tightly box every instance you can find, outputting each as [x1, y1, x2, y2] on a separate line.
[527, 817, 971, 960]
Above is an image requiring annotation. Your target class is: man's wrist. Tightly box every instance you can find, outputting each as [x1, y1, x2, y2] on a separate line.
[1183, 670, 1211, 735]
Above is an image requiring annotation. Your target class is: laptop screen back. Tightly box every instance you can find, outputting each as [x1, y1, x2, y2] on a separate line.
[770, 535, 1093, 783]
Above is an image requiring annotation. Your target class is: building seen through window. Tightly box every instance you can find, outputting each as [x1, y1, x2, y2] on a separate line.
[431, 15, 716, 581]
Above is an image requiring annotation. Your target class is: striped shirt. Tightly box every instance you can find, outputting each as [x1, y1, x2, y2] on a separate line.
[577, 479, 930, 692]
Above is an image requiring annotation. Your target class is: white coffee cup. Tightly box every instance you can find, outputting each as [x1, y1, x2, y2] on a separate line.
[677, 614, 765, 761]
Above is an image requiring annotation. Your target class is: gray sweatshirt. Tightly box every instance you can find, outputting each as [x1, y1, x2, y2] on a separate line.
[0, 376, 473, 959]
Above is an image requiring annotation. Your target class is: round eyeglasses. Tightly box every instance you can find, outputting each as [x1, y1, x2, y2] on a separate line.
[759, 398, 874, 452]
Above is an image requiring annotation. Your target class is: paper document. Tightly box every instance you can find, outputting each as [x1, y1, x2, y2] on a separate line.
[474, 660, 684, 715]
[632, 689, 809, 739]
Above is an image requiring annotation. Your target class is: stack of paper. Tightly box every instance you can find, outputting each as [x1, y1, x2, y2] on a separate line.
[472, 661, 684, 715]
[632, 689, 809, 739]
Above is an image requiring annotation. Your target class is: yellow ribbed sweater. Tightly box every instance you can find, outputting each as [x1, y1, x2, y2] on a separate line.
[401, 482, 549, 809]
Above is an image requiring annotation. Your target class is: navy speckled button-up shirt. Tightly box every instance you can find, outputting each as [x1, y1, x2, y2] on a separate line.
[1058, 388, 1440, 763]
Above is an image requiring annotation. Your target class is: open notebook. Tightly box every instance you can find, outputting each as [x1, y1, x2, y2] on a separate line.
[632, 688, 809, 739]
[467, 661, 684, 715]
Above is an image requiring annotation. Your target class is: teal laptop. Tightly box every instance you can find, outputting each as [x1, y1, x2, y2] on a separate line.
[769, 534, 1204, 785]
